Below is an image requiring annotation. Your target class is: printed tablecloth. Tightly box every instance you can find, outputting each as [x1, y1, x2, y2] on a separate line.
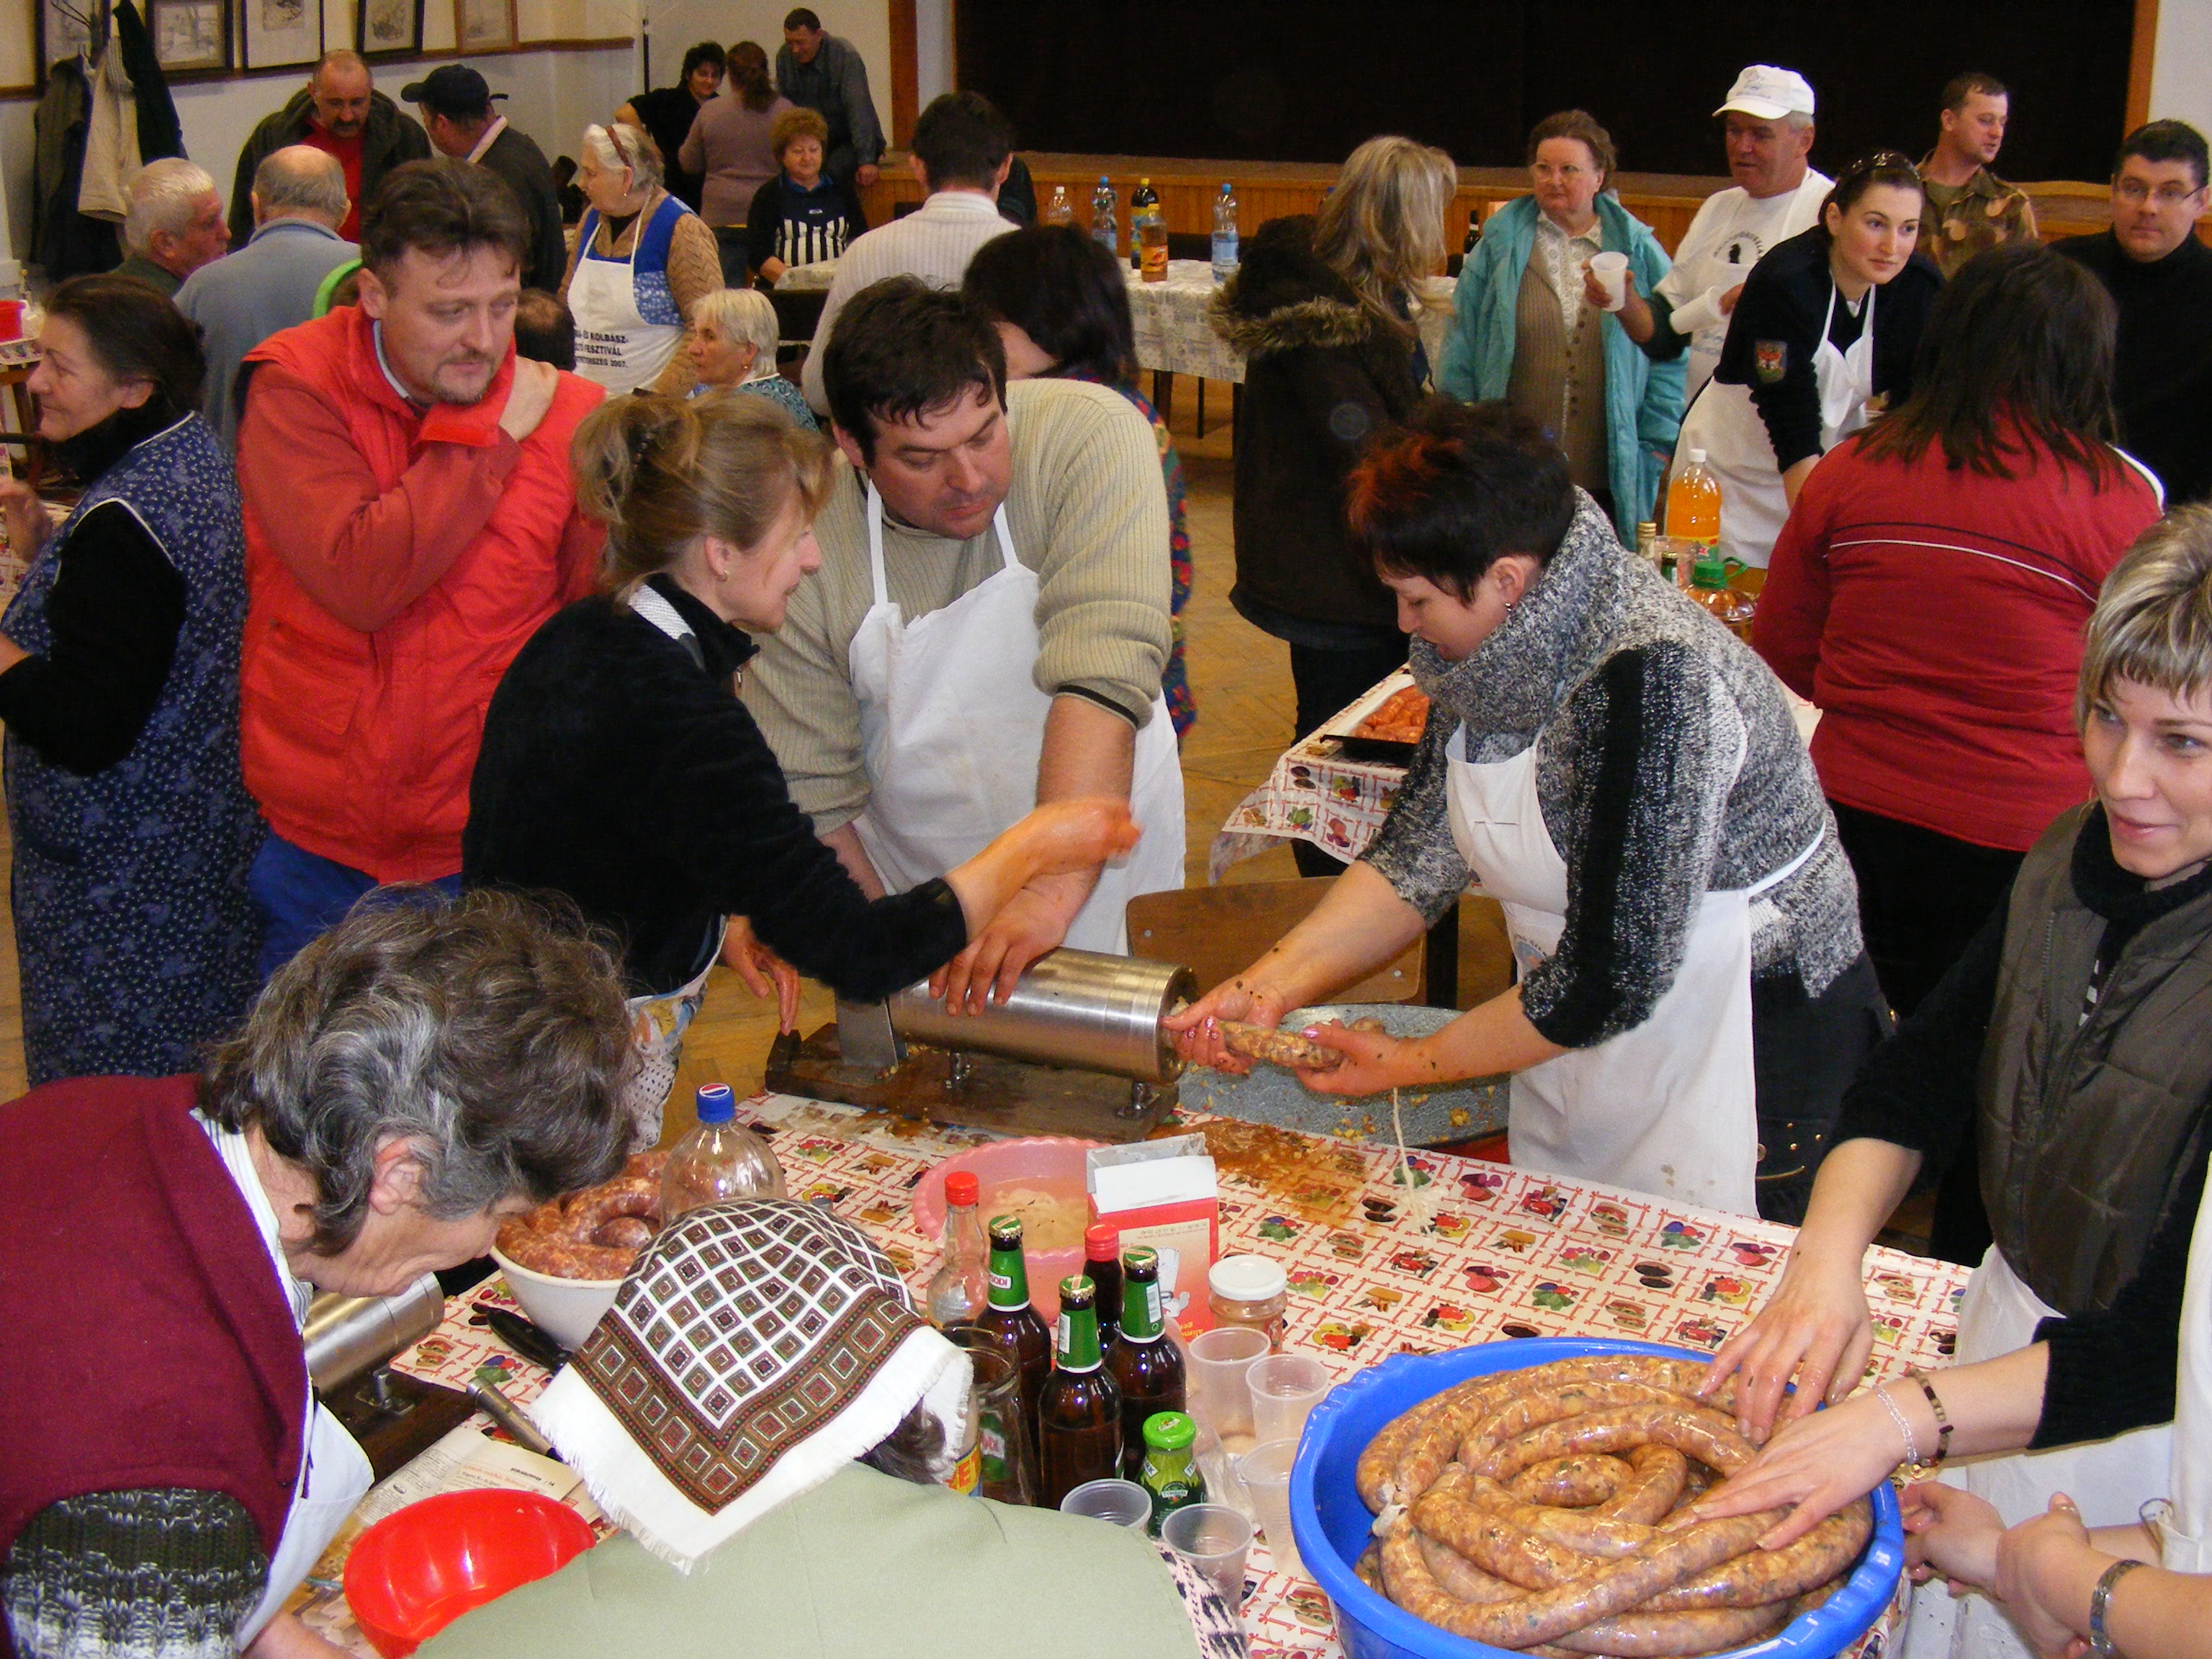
[367, 1091, 1964, 1659]
[1127, 263, 1458, 388]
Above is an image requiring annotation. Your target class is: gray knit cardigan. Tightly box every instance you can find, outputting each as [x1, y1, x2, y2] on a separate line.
[1364, 491, 1863, 1048]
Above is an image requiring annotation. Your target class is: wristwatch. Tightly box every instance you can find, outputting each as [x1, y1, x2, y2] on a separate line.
[2089, 1557, 2147, 1657]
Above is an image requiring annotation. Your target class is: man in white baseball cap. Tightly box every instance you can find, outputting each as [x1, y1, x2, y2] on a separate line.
[1603, 64, 1832, 400]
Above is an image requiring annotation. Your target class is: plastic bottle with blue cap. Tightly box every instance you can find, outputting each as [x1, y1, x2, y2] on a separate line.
[659, 1083, 787, 1221]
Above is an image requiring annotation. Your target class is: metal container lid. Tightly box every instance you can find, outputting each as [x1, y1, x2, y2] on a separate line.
[1208, 1253, 1287, 1303]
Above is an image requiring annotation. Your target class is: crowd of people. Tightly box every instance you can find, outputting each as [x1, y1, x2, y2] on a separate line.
[4, 20, 2212, 1659]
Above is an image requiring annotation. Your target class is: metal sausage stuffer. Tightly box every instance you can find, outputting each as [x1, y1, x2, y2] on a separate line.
[764, 948, 1197, 1143]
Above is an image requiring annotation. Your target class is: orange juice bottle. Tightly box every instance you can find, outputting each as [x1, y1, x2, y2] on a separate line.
[1666, 447, 1722, 577]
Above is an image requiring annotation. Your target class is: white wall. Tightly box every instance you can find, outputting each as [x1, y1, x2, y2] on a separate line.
[642, 0, 889, 129]
[2152, 0, 2212, 138]
[916, 0, 950, 105]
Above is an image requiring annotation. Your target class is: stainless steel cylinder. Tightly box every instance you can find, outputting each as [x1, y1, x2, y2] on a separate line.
[887, 948, 1196, 1084]
[303, 1271, 444, 1393]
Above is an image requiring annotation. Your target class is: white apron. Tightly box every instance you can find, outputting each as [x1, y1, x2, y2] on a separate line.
[1899, 1246, 2175, 1658]
[568, 199, 687, 395]
[196, 1113, 375, 1645]
[1442, 723, 1817, 1217]
[847, 483, 1185, 954]
[1673, 279, 1877, 570]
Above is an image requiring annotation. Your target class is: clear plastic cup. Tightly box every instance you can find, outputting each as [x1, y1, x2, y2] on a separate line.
[1588, 250, 1629, 310]
[1060, 1478, 1152, 1529]
[1192, 1413, 1251, 1521]
[1246, 1354, 1331, 1448]
[1187, 1325, 1269, 1454]
[1237, 1437, 1304, 1578]
[1161, 1502, 1254, 1609]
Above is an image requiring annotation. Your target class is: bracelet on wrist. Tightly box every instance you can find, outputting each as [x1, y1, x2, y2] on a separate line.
[2090, 1557, 2147, 1658]
[1871, 1385, 1920, 1470]
[1903, 1367, 1954, 1466]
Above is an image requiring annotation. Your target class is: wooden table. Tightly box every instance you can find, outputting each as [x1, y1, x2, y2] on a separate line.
[287, 1091, 1966, 1658]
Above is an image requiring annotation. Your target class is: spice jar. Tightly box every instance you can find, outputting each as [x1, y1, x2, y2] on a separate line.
[1207, 1254, 1288, 1351]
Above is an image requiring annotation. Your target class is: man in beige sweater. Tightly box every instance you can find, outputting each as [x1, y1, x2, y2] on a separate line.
[744, 278, 1184, 1007]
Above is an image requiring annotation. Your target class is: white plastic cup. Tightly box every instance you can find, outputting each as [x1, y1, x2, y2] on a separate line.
[1060, 1478, 1152, 1529]
[1246, 1354, 1331, 1448]
[1237, 1437, 1305, 1578]
[1161, 1502, 1254, 1609]
[1187, 1326, 1269, 1453]
[1588, 250, 1629, 310]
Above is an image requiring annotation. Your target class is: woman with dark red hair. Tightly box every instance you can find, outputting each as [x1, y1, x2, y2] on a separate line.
[1169, 399, 1882, 1223]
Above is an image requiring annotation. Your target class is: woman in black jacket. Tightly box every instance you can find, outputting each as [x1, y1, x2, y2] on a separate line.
[1209, 134, 1455, 874]
[462, 392, 1136, 1145]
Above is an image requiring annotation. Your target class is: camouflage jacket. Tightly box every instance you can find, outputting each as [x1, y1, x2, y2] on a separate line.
[1920, 157, 2040, 277]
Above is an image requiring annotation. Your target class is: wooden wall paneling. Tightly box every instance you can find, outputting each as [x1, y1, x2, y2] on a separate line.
[888, 0, 917, 148]
[2128, 0, 2159, 135]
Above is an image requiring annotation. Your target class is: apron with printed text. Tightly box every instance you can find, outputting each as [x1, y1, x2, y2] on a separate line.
[1443, 724, 1817, 1216]
[568, 194, 690, 395]
[1673, 278, 1876, 570]
[846, 483, 1184, 954]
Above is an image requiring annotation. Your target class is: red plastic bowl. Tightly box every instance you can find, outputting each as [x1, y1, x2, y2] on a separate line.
[343, 1488, 597, 1656]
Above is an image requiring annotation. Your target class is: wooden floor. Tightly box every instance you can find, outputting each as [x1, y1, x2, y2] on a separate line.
[0, 379, 1310, 1128]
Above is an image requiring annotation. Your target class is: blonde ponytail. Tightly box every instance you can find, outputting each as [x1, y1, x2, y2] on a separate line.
[570, 391, 831, 595]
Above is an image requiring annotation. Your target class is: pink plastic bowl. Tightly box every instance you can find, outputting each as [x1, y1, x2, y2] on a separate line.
[343, 1488, 596, 1656]
[913, 1136, 1102, 1320]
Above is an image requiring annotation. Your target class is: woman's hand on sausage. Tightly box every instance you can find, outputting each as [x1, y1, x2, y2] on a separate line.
[1292, 1020, 1431, 1096]
[1702, 1246, 1875, 1439]
[1162, 976, 1293, 1074]
[1691, 1388, 1907, 1550]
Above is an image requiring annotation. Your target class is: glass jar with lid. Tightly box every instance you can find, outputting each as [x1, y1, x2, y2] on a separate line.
[1207, 1254, 1288, 1351]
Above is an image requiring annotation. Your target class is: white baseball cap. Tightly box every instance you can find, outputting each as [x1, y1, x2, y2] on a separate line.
[1715, 66, 1816, 121]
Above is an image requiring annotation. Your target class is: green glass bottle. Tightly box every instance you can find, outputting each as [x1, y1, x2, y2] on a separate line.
[971, 1215, 1051, 1459]
[1037, 1275, 1122, 1507]
[1105, 1246, 1185, 1478]
[1136, 1410, 1206, 1535]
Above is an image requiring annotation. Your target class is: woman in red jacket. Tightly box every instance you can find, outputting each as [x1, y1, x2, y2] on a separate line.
[1754, 240, 2163, 1259]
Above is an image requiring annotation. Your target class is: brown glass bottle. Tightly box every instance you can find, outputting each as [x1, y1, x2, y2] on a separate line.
[1037, 1274, 1123, 1507]
[1083, 1221, 1123, 1346]
[971, 1215, 1051, 1459]
[1104, 1246, 1187, 1478]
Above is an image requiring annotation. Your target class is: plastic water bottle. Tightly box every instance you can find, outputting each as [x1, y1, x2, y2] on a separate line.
[927, 1171, 989, 1328]
[1091, 176, 1119, 257]
[1211, 182, 1238, 283]
[660, 1084, 786, 1222]
[1044, 185, 1074, 227]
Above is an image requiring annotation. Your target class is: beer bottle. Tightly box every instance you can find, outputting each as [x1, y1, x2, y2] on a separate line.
[972, 1215, 1051, 1457]
[1105, 1246, 1186, 1478]
[1082, 1221, 1123, 1346]
[1136, 1410, 1206, 1535]
[1037, 1275, 1122, 1507]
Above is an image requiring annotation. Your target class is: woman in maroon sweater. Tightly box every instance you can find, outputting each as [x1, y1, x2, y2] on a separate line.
[1755, 241, 2163, 1260]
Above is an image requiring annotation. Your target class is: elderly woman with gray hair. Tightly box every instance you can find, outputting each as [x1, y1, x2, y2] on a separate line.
[559, 120, 723, 396]
[685, 286, 816, 428]
[0, 890, 635, 1659]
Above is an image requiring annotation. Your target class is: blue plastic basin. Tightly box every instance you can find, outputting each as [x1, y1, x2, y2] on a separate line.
[1288, 1336, 1904, 1659]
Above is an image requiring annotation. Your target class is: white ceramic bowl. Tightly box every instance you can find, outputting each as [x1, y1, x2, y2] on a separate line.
[489, 1245, 623, 1350]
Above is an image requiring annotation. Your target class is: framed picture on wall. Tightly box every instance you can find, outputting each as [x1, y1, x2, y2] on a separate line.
[148, 0, 230, 71]
[37, 0, 96, 69]
[357, 0, 423, 61]
[240, 0, 323, 68]
[454, 0, 516, 53]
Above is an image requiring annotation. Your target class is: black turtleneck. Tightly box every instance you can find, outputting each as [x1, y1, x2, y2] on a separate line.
[463, 572, 968, 998]
[2055, 229, 2212, 504]
[1833, 804, 2212, 1448]
[0, 403, 190, 775]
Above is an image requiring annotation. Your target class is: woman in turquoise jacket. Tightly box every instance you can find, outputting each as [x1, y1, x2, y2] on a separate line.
[1439, 109, 1684, 540]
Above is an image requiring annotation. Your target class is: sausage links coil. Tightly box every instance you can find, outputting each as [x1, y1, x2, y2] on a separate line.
[1357, 1357, 1876, 1655]
[495, 1151, 669, 1281]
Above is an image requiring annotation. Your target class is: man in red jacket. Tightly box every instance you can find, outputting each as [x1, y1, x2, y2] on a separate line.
[235, 158, 604, 977]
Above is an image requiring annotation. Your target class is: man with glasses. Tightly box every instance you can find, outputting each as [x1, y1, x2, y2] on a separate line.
[2056, 120, 2212, 503]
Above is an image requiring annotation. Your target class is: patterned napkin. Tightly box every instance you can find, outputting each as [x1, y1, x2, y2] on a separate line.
[532, 1200, 970, 1570]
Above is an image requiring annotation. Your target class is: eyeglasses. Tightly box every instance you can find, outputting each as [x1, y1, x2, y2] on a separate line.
[1841, 151, 1920, 179]
[2115, 179, 2206, 207]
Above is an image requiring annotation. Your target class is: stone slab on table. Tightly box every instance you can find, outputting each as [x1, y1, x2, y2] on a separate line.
[354, 1092, 1964, 1659]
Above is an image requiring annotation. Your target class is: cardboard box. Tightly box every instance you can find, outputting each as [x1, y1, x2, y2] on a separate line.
[1087, 1136, 1219, 1334]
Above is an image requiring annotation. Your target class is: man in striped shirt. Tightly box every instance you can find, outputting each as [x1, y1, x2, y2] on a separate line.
[800, 91, 1017, 413]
